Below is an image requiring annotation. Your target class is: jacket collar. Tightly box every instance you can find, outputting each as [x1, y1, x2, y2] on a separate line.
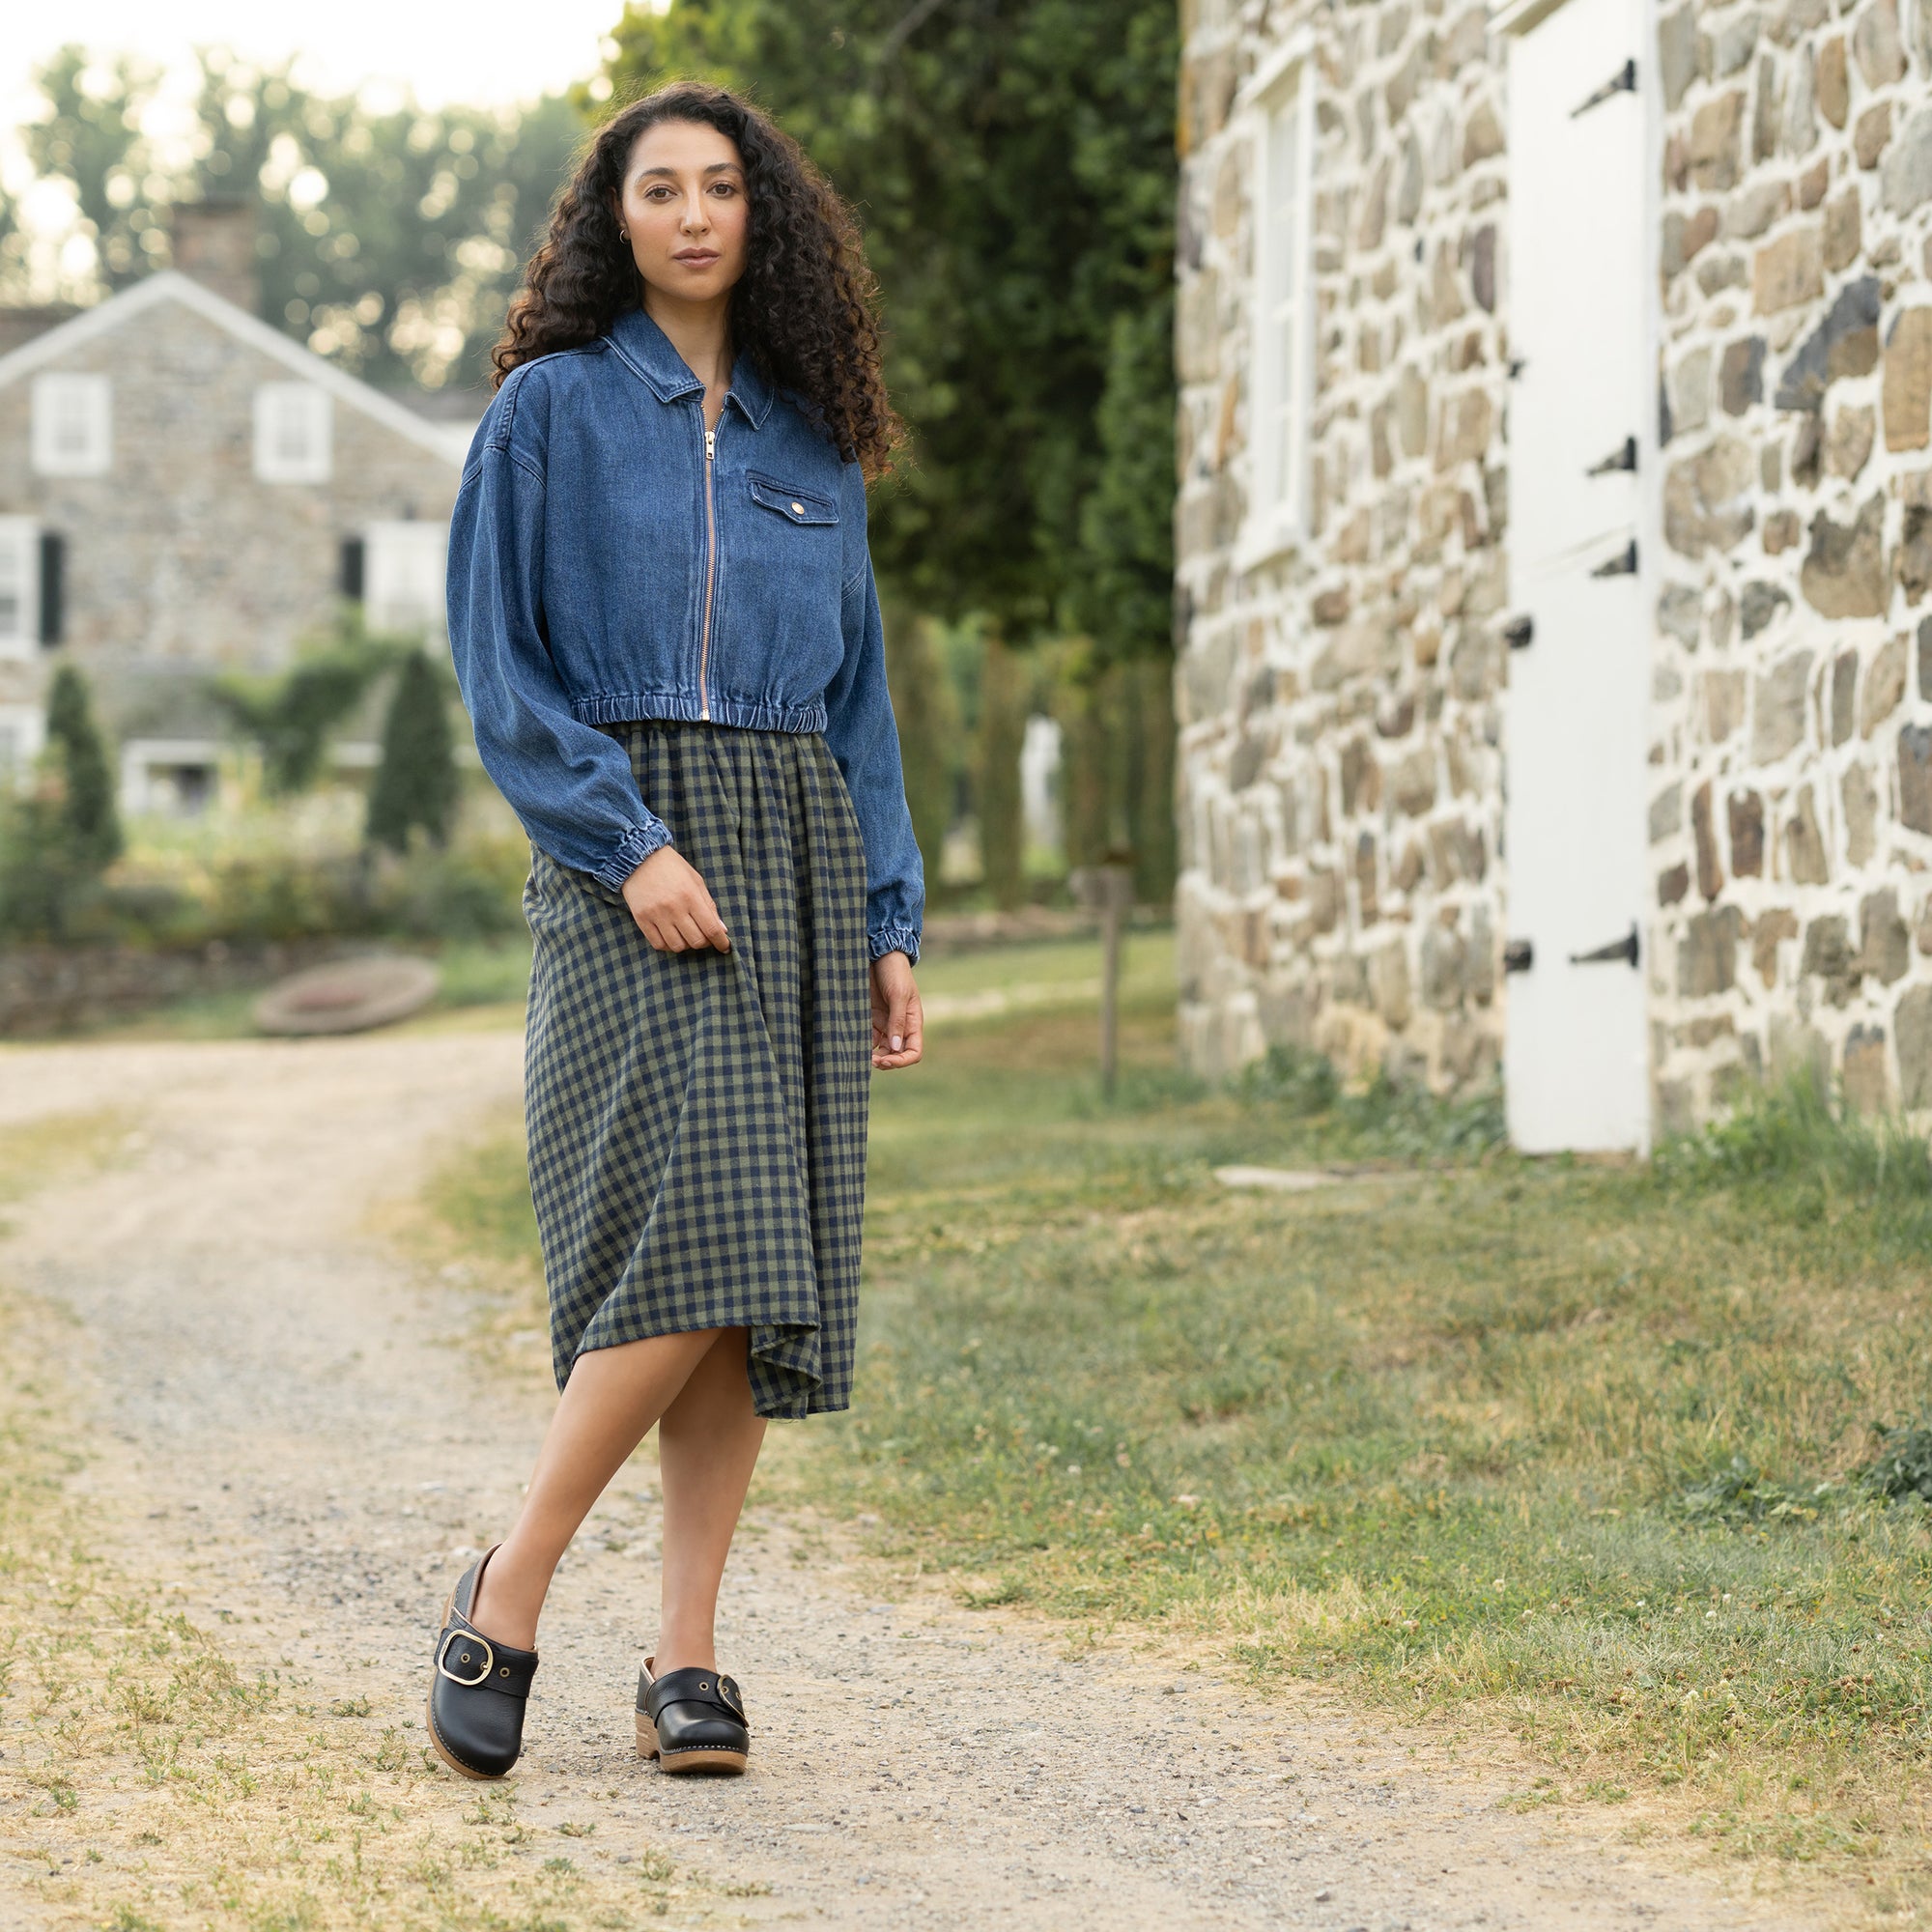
[606, 304, 774, 429]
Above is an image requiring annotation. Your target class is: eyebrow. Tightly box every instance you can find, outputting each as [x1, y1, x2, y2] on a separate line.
[634, 162, 742, 180]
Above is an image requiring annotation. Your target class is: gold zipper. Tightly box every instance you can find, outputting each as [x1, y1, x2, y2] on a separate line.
[698, 422, 718, 722]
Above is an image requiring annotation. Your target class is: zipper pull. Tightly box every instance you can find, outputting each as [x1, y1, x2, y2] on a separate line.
[705, 428, 715, 462]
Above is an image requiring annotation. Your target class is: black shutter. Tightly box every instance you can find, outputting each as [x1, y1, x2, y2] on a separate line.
[340, 535, 366, 602]
[38, 530, 64, 647]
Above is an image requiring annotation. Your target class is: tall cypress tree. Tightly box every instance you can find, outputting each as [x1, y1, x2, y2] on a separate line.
[366, 650, 459, 854]
[44, 663, 121, 872]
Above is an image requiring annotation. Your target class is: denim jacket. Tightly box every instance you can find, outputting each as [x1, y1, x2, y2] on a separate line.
[445, 305, 923, 962]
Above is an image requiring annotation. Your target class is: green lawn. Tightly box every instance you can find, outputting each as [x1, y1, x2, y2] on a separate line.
[424, 929, 1932, 1910]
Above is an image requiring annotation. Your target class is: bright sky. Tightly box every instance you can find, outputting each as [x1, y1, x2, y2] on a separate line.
[1, 0, 647, 189]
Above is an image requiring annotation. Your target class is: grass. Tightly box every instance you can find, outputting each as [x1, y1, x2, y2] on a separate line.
[421, 929, 1932, 1913]
[0, 1122, 708, 1929]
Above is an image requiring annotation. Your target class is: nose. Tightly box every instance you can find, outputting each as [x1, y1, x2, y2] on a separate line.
[680, 191, 710, 234]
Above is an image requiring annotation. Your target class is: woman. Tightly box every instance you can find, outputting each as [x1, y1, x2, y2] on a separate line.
[430, 81, 924, 1782]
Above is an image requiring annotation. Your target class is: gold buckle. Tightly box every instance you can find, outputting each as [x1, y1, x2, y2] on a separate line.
[437, 1629, 495, 1688]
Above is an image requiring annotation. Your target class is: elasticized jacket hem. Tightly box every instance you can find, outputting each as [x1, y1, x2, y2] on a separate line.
[868, 923, 921, 965]
[572, 692, 830, 734]
[591, 818, 673, 895]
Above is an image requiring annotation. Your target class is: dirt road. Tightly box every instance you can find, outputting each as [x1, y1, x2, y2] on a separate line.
[0, 1029, 1825, 1929]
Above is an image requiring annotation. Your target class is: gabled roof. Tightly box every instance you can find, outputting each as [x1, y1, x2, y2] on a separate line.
[0, 271, 467, 466]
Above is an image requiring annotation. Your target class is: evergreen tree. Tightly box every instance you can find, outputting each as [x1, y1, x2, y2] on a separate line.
[44, 663, 121, 871]
[366, 649, 459, 854]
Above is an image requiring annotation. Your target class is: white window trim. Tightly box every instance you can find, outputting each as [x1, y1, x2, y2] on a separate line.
[364, 520, 449, 638]
[0, 517, 39, 661]
[119, 738, 226, 817]
[0, 701, 44, 792]
[30, 373, 112, 478]
[253, 382, 334, 484]
[1234, 41, 1316, 575]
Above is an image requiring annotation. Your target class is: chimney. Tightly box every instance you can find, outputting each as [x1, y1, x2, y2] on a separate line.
[172, 197, 260, 315]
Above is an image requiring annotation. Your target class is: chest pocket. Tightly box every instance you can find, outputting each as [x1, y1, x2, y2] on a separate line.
[749, 473, 839, 527]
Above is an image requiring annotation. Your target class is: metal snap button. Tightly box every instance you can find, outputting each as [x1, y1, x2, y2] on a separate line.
[790, 502, 805, 516]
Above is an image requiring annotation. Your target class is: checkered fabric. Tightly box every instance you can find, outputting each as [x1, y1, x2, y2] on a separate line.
[521, 721, 872, 1419]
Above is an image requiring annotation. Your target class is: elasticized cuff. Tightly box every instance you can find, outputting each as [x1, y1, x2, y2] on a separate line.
[868, 923, 921, 966]
[591, 817, 672, 895]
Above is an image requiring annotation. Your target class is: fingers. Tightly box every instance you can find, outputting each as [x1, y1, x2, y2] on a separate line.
[629, 875, 730, 953]
[872, 989, 923, 1070]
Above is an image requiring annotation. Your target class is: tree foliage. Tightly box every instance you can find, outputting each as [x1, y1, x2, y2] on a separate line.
[602, 0, 1177, 667]
[13, 45, 584, 391]
[366, 650, 460, 854]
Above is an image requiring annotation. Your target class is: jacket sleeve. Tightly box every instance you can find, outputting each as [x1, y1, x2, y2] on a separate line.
[445, 385, 670, 895]
[823, 470, 925, 963]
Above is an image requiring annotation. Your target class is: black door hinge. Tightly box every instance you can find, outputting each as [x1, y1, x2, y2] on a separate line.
[1572, 58, 1636, 117]
[1586, 436, 1637, 476]
[1570, 923, 1639, 969]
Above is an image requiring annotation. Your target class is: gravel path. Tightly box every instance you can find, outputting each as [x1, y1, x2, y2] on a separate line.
[0, 1031, 1828, 1930]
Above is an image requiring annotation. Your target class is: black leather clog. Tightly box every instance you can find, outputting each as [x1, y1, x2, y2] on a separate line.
[426, 1547, 539, 1779]
[636, 1658, 750, 1775]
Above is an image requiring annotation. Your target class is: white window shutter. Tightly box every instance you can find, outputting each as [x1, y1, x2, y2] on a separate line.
[0, 520, 40, 660]
[364, 522, 449, 638]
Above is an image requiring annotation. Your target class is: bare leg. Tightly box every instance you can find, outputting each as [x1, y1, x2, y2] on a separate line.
[469, 1328, 721, 1649]
[654, 1328, 767, 1675]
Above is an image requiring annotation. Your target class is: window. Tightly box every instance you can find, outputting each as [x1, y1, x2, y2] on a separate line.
[0, 704, 43, 791]
[365, 521, 448, 636]
[253, 383, 333, 483]
[31, 374, 111, 477]
[0, 520, 38, 660]
[1240, 52, 1314, 565]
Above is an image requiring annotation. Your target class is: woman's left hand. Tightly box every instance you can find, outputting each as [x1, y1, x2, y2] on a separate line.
[869, 952, 923, 1070]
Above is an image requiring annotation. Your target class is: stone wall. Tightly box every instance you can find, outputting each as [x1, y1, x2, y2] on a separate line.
[1178, 0, 1932, 1127]
[1649, 0, 1932, 1124]
[0, 936, 351, 1037]
[1175, 0, 1511, 1088]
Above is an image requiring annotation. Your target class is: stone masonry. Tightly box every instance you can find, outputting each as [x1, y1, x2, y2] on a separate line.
[1176, 0, 1932, 1128]
[1652, 0, 1932, 1124]
[1176, 0, 1510, 1094]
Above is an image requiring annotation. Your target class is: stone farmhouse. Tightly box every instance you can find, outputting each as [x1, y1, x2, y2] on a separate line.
[1175, 0, 1932, 1148]
[0, 204, 466, 815]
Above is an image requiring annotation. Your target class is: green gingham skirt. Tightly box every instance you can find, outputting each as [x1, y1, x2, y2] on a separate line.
[521, 721, 871, 1419]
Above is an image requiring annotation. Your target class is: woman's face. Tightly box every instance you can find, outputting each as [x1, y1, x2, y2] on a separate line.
[617, 119, 750, 308]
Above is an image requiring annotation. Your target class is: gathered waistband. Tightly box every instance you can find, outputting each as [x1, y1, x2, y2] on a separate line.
[572, 691, 828, 734]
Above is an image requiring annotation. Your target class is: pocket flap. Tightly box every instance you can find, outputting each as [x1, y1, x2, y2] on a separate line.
[749, 475, 839, 526]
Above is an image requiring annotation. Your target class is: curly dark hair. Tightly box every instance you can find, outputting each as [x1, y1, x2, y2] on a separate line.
[492, 82, 900, 479]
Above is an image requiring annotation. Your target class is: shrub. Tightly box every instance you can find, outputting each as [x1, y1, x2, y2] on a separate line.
[366, 650, 459, 854]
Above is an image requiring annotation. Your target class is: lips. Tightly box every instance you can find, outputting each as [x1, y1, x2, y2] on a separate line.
[673, 251, 720, 267]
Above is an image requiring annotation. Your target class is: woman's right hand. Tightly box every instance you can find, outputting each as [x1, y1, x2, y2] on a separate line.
[620, 845, 730, 952]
